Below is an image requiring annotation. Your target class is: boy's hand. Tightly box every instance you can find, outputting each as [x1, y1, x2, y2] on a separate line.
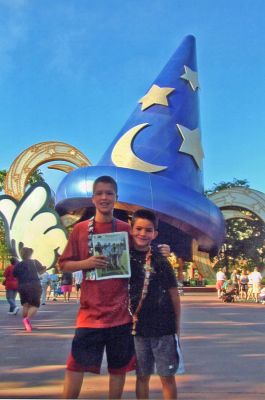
[158, 244, 171, 257]
[84, 256, 108, 270]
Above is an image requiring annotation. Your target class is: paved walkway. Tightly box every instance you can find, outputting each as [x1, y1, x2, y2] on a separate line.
[0, 292, 264, 399]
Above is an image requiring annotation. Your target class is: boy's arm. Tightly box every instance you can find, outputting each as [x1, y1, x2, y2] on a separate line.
[59, 225, 108, 272]
[168, 287, 181, 338]
[60, 256, 108, 272]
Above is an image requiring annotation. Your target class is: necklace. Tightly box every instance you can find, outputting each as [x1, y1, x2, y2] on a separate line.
[85, 216, 117, 280]
[129, 247, 152, 335]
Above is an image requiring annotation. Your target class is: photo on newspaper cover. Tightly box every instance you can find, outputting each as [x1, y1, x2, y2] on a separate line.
[92, 231, 131, 280]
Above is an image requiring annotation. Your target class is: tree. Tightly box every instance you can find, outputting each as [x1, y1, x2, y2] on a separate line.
[0, 219, 10, 269]
[0, 168, 44, 193]
[205, 178, 249, 196]
[0, 170, 7, 192]
[223, 209, 265, 270]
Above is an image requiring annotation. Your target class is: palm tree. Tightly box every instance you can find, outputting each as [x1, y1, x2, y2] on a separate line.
[0, 170, 7, 192]
[0, 168, 44, 193]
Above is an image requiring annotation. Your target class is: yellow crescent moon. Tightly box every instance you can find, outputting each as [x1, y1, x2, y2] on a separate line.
[111, 123, 167, 173]
[4, 141, 91, 200]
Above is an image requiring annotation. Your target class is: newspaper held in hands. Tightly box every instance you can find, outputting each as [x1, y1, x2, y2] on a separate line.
[92, 231, 131, 280]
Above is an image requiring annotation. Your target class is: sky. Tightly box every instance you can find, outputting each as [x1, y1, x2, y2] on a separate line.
[0, 0, 264, 195]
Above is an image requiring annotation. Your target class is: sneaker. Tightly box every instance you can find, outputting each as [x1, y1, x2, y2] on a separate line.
[23, 317, 32, 332]
[41, 303, 46, 305]
[8, 311, 13, 315]
[13, 307, 19, 315]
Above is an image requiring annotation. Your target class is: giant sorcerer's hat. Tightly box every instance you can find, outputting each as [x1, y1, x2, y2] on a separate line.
[55, 35, 225, 253]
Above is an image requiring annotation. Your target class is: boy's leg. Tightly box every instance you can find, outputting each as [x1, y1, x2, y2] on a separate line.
[106, 324, 136, 398]
[152, 335, 179, 399]
[160, 376, 177, 400]
[109, 373, 126, 399]
[63, 370, 84, 399]
[136, 375, 150, 399]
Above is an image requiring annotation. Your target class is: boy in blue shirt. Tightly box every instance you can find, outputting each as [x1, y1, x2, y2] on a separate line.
[129, 209, 181, 399]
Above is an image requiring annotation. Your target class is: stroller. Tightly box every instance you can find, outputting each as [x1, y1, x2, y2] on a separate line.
[221, 287, 237, 302]
[221, 280, 237, 303]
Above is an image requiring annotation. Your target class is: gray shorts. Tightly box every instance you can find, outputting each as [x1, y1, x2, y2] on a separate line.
[134, 334, 179, 376]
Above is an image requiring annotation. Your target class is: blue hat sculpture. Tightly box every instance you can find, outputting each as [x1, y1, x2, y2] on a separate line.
[55, 35, 225, 253]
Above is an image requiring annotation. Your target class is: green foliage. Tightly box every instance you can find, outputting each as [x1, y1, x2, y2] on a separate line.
[0, 168, 44, 194]
[28, 169, 45, 185]
[0, 219, 11, 269]
[0, 169, 7, 192]
[205, 178, 249, 196]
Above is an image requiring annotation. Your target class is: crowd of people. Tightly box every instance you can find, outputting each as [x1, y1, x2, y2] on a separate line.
[216, 266, 265, 303]
[3, 258, 82, 325]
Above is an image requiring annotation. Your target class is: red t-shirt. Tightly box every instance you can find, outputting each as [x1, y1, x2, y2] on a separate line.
[4, 265, 18, 290]
[59, 218, 132, 329]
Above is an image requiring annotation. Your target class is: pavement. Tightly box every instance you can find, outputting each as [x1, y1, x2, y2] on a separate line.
[0, 291, 264, 399]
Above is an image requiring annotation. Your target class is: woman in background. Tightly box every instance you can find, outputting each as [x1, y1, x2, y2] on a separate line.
[3, 257, 19, 315]
[13, 247, 43, 332]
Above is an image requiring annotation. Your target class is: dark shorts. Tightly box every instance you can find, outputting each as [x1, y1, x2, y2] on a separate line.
[241, 283, 248, 292]
[67, 323, 136, 374]
[19, 283, 42, 308]
[134, 334, 179, 376]
[75, 284, 81, 291]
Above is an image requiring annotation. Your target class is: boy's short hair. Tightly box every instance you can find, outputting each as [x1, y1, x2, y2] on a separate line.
[93, 176, 118, 194]
[131, 209, 158, 230]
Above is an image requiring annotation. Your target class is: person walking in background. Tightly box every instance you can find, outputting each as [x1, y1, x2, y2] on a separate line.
[230, 268, 240, 298]
[61, 271, 73, 302]
[72, 270, 83, 302]
[13, 247, 43, 332]
[246, 270, 254, 301]
[216, 267, 226, 299]
[251, 267, 262, 303]
[39, 267, 51, 305]
[239, 270, 248, 300]
[3, 257, 19, 315]
[48, 269, 59, 301]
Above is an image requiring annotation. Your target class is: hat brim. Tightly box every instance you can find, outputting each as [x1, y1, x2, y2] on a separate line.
[55, 166, 225, 252]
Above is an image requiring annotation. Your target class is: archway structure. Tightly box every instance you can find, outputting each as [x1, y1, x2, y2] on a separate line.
[209, 187, 265, 223]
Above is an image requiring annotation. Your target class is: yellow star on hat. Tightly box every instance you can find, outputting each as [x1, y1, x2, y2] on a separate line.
[177, 124, 204, 169]
[180, 65, 199, 91]
[139, 84, 175, 111]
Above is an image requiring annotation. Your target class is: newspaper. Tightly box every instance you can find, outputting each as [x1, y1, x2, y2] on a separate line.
[91, 231, 131, 280]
